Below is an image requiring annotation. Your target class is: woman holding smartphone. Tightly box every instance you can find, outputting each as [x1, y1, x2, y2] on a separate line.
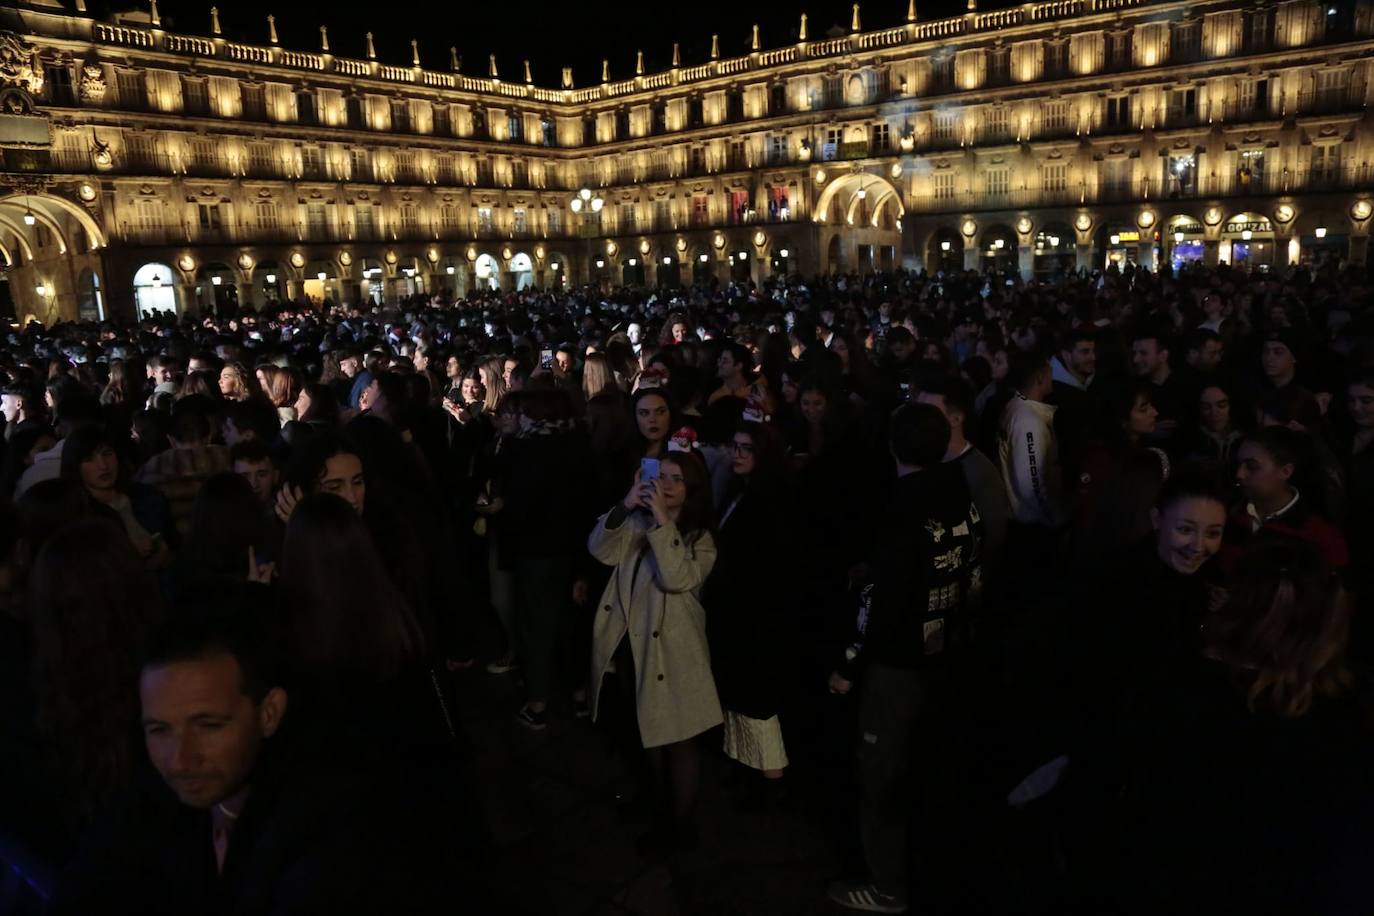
[588, 452, 720, 852]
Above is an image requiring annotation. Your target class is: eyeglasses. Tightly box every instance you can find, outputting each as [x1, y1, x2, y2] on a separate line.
[730, 441, 755, 455]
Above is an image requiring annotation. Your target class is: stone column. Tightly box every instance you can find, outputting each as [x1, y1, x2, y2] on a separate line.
[963, 245, 980, 272]
[1018, 244, 1034, 281]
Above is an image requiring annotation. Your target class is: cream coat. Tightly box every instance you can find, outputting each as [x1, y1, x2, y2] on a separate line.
[587, 509, 721, 748]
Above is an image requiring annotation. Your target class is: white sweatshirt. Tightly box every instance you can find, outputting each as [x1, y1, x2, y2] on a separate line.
[997, 393, 1066, 528]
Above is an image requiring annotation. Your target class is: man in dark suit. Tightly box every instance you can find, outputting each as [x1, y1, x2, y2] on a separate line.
[54, 612, 446, 915]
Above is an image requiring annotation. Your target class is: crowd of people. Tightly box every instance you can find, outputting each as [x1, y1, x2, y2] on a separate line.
[0, 255, 1372, 914]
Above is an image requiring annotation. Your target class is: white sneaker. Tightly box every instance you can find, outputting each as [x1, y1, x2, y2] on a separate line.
[826, 880, 909, 914]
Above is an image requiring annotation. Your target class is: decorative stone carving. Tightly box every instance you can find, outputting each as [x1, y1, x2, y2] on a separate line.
[0, 33, 44, 95]
[79, 61, 106, 103]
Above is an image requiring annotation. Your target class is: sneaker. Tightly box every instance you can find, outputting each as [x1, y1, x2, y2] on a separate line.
[515, 705, 547, 731]
[826, 879, 908, 914]
[486, 656, 517, 675]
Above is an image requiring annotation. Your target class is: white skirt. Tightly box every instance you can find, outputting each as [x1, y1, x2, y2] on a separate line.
[722, 710, 789, 772]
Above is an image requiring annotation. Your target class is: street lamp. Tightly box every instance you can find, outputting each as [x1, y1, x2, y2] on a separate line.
[571, 187, 606, 285]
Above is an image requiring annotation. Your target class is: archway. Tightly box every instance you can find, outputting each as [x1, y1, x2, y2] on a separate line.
[691, 248, 713, 286]
[195, 261, 238, 314]
[1095, 223, 1141, 269]
[252, 260, 283, 307]
[473, 253, 501, 291]
[658, 253, 682, 288]
[622, 255, 646, 287]
[76, 267, 104, 322]
[133, 262, 178, 318]
[815, 173, 906, 227]
[979, 225, 1017, 272]
[927, 228, 964, 274]
[392, 256, 425, 301]
[510, 252, 534, 290]
[1295, 211, 1346, 268]
[543, 251, 571, 290]
[1163, 215, 1205, 270]
[1033, 223, 1075, 277]
[0, 192, 107, 253]
[729, 247, 751, 283]
[358, 258, 385, 305]
[1220, 212, 1274, 270]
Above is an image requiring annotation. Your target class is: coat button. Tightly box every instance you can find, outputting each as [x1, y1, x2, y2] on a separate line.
[657, 674, 664, 681]
[672, 539, 680, 546]
[652, 631, 659, 638]
[603, 604, 612, 612]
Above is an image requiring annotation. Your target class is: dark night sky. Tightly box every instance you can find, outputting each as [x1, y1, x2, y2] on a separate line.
[90, 0, 1014, 89]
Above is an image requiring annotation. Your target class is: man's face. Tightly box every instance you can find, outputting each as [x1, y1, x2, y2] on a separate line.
[717, 351, 739, 380]
[358, 379, 380, 413]
[1261, 341, 1295, 381]
[1191, 339, 1224, 372]
[156, 364, 176, 385]
[1235, 441, 1292, 504]
[555, 351, 572, 375]
[1, 394, 21, 423]
[339, 357, 360, 378]
[141, 653, 285, 809]
[1065, 341, 1097, 379]
[1131, 339, 1164, 377]
[234, 458, 277, 506]
[318, 453, 365, 515]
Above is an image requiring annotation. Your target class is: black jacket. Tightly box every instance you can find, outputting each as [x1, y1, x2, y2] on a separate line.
[704, 480, 792, 719]
[839, 461, 984, 679]
[53, 714, 450, 916]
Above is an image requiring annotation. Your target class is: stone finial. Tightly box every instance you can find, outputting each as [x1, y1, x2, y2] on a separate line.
[636, 50, 644, 75]
[450, 47, 459, 71]
[851, 3, 861, 31]
[710, 34, 719, 59]
[524, 60, 533, 83]
[752, 24, 760, 51]
[562, 67, 573, 89]
[210, 5, 221, 35]
[489, 54, 498, 78]
[150, 0, 160, 26]
[320, 26, 329, 52]
[907, 0, 917, 22]
[672, 43, 680, 67]
[800, 13, 808, 40]
[267, 14, 278, 44]
[366, 31, 376, 59]
[967, 0, 977, 9]
[601, 59, 609, 82]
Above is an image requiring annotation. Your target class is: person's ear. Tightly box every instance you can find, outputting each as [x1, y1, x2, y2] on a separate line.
[1277, 461, 1296, 483]
[258, 687, 288, 738]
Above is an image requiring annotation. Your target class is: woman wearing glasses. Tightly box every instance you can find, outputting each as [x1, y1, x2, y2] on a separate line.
[705, 421, 793, 805]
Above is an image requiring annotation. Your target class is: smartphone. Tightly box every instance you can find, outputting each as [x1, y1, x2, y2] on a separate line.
[640, 457, 660, 481]
[540, 348, 554, 369]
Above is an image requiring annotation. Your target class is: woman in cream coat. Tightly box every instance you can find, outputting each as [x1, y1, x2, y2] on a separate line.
[588, 451, 720, 847]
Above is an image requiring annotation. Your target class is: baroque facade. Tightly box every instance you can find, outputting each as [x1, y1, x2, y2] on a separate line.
[0, 0, 1372, 323]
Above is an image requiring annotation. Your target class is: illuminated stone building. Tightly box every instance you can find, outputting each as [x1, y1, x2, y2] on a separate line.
[0, 0, 1372, 322]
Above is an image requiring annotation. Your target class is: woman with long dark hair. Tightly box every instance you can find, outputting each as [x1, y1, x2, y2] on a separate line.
[60, 424, 173, 567]
[704, 422, 793, 801]
[21, 519, 163, 856]
[277, 493, 424, 690]
[588, 451, 720, 850]
[1114, 538, 1374, 913]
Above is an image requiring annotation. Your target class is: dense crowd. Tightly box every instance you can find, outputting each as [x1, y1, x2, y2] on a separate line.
[1, 257, 1372, 914]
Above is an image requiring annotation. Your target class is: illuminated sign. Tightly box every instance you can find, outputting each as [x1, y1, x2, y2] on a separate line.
[1224, 220, 1273, 235]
